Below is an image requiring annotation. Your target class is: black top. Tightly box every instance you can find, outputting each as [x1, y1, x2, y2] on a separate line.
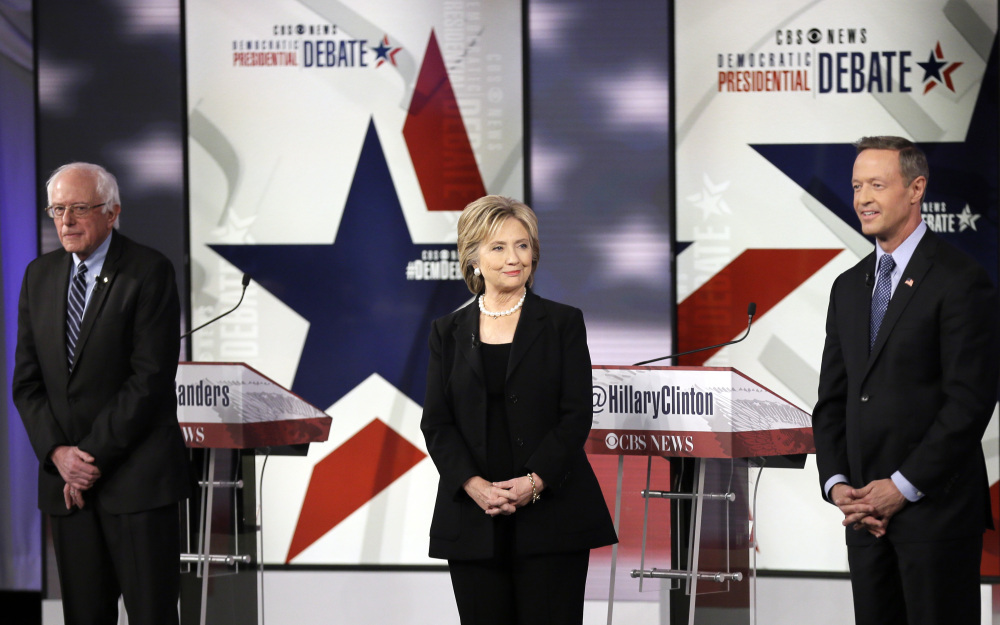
[422, 292, 618, 559]
[481, 342, 513, 481]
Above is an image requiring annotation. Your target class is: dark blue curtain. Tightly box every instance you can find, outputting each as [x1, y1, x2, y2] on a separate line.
[0, 0, 40, 591]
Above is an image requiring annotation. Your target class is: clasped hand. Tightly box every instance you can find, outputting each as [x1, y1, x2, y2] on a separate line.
[51, 445, 101, 510]
[831, 479, 906, 538]
[464, 474, 544, 516]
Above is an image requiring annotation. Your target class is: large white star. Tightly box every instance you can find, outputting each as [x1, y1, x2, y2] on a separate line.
[956, 204, 980, 232]
[686, 173, 732, 220]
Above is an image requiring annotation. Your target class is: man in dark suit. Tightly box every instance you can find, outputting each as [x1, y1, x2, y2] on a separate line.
[13, 163, 191, 625]
[813, 137, 999, 625]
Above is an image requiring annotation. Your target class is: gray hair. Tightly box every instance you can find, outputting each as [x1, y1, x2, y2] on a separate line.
[46, 162, 121, 215]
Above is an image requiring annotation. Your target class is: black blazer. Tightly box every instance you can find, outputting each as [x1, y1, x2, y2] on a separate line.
[813, 230, 999, 545]
[421, 291, 618, 560]
[13, 231, 191, 515]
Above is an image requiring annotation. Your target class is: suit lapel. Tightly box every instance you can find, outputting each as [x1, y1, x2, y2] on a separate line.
[866, 232, 936, 373]
[454, 301, 484, 383]
[839, 255, 876, 376]
[46, 254, 73, 383]
[454, 291, 544, 382]
[71, 232, 121, 372]
[507, 292, 545, 381]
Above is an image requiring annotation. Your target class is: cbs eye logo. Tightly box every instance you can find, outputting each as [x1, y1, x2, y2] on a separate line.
[807, 28, 822, 44]
[604, 433, 619, 450]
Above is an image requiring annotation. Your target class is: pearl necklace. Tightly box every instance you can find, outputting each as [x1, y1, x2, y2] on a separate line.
[479, 290, 526, 319]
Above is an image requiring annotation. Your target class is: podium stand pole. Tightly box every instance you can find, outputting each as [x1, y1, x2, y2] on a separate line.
[606, 455, 624, 625]
[198, 449, 216, 625]
[180, 450, 260, 625]
[687, 459, 708, 620]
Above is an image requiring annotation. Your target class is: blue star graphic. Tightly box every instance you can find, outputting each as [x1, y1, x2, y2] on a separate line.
[750, 39, 998, 284]
[210, 120, 470, 409]
[372, 39, 391, 63]
[917, 50, 946, 83]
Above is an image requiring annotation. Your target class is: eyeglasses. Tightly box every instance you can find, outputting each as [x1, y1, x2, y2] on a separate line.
[44, 203, 106, 219]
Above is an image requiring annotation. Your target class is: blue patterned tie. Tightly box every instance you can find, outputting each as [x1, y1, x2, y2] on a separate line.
[869, 254, 895, 352]
[67, 262, 88, 369]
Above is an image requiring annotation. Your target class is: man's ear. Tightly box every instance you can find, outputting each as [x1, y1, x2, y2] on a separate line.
[908, 176, 926, 205]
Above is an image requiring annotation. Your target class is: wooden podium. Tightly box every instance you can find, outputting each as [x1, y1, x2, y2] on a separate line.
[175, 362, 331, 625]
[588, 365, 813, 625]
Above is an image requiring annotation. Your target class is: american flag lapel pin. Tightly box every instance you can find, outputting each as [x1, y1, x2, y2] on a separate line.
[904, 278, 914, 287]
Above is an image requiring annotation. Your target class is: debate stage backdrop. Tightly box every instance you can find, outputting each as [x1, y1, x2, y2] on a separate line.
[6, 0, 995, 599]
[184, 0, 998, 581]
[184, 0, 679, 602]
[185, 0, 527, 566]
[674, 0, 999, 574]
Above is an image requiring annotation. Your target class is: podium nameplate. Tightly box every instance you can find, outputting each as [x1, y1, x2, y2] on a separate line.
[176, 362, 331, 449]
[588, 365, 812, 458]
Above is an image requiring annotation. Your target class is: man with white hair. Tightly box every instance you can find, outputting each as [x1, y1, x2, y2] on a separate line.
[13, 162, 190, 624]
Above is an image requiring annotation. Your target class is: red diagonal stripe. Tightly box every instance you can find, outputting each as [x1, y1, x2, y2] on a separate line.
[286, 418, 427, 562]
[403, 29, 486, 211]
[677, 249, 841, 366]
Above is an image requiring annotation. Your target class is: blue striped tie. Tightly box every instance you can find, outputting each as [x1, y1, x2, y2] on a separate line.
[870, 254, 895, 352]
[67, 262, 88, 369]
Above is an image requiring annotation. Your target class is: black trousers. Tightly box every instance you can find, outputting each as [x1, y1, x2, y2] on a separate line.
[50, 501, 181, 625]
[448, 517, 591, 625]
[847, 533, 982, 625]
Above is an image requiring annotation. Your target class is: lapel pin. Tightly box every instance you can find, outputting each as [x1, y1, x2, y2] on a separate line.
[904, 278, 914, 287]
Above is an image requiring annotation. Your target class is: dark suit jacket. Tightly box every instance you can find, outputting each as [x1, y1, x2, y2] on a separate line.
[13, 231, 191, 516]
[421, 291, 618, 560]
[813, 230, 999, 545]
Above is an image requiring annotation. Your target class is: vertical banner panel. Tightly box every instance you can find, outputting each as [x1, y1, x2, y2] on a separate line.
[675, 0, 998, 573]
[185, 0, 523, 565]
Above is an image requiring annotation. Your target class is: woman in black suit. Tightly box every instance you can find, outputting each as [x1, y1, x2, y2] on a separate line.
[421, 195, 617, 625]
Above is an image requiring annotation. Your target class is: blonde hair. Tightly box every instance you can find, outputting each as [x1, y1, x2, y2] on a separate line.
[457, 195, 540, 294]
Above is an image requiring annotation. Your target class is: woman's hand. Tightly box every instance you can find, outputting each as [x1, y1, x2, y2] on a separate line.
[463, 476, 518, 516]
[492, 473, 545, 513]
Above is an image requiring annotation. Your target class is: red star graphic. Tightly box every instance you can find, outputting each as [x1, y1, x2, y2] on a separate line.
[923, 42, 963, 94]
[375, 35, 403, 68]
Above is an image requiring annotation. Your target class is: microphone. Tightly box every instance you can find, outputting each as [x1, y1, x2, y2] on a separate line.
[181, 273, 251, 339]
[865, 273, 873, 287]
[633, 302, 756, 366]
